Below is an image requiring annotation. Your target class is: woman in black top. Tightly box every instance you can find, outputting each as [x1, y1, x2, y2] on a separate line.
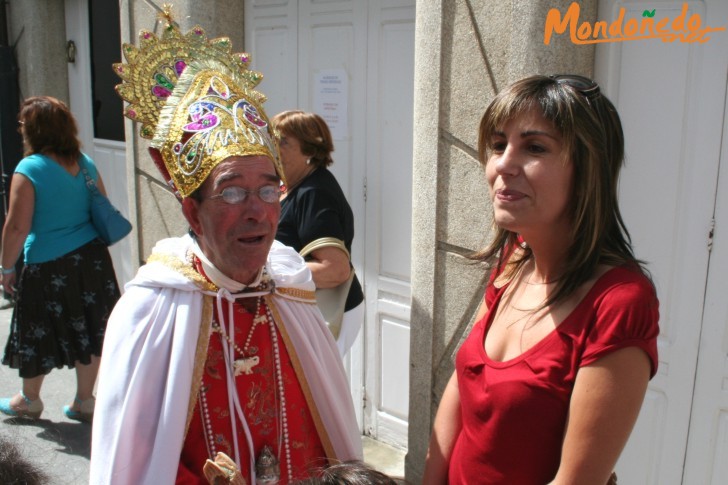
[273, 110, 364, 357]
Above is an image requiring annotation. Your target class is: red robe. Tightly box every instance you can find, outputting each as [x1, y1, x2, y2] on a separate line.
[176, 295, 328, 484]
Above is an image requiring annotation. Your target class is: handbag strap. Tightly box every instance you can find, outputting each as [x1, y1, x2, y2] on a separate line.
[79, 158, 101, 196]
[299, 237, 350, 261]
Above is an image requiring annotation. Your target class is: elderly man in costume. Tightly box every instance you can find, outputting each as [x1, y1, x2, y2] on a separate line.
[90, 13, 362, 485]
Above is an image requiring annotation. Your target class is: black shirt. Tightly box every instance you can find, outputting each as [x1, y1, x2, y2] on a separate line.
[276, 168, 364, 310]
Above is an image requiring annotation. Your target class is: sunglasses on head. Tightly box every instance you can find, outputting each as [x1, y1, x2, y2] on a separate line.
[549, 74, 601, 100]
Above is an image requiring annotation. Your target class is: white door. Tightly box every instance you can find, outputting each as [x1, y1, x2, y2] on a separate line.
[682, 74, 728, 484]
[65, 0, 133, 286]
[245, 0, 415, 449]
[360, 1, 415, 449]
[595, 0, 728, 482]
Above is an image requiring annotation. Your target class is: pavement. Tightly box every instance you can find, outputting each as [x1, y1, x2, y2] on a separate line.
[0, 304, 406, 484]
[0, 306, 92, 484]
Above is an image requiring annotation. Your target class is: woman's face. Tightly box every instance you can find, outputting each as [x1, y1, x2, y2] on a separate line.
[278, 133, 310, 185]
[485, 107, 574, 238]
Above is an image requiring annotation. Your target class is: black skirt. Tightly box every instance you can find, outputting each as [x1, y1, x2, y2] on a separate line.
[2, 239, 120, 378]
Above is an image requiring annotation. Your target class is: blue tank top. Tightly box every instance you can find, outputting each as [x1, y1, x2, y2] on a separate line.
[15, 153, 100, 263]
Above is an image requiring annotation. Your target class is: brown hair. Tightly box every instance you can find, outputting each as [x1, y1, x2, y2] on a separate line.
[271, 110, 334, 168]
[475, 74, 647, 307]
[294, 460, 397, 485]
[18, 96, 81, 160]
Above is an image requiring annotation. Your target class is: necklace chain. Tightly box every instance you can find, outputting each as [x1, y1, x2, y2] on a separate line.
[212, 297, 266, 356]
[200, 296, 292, 482]
[500, 266, 551, 330]
[524, 277, 558, 285]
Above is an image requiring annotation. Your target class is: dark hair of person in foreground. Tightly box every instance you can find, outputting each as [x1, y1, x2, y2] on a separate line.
[295, 460, 398, 485]
[0, 435, 48, 485]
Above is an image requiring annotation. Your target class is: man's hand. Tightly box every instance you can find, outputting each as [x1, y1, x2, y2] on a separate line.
[203, 452, 247, 485]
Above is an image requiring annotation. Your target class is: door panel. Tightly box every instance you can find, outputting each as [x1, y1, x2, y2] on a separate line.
[374, 16, 414, 281]
[683, 66, 728, 485]
[363, 1, 415, 449]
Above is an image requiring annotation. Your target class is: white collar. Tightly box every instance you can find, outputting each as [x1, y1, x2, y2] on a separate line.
[191, 240, 263, 293]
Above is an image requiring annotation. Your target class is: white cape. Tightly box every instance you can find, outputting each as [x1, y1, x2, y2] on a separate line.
[90, 236, 362, 484]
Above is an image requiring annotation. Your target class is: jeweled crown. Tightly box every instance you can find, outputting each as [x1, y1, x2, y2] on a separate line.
[113, 7, 284, 198]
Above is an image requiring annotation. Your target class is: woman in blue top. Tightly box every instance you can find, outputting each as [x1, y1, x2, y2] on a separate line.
[0, 96, 121, 422]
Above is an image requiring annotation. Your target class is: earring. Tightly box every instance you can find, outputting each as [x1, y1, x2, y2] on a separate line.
[306, 158, 311, 165]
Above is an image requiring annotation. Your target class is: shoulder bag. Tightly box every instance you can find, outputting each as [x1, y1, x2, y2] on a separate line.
[299, 237, 355, 340]
[81, 165, 132, 246]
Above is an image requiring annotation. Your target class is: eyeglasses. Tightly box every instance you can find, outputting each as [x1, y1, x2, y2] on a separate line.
[208, 185, 282, 205]
[549, 74, 601, 100]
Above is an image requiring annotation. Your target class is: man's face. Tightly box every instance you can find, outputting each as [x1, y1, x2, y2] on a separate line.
[182, 156, 281, 285]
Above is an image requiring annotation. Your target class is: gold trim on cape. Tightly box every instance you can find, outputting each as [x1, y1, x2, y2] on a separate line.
[185, 295, 214, 438]
[274, 287, 317, 302]
[299, 237, 350, 261]
[146, 251, 218, 292]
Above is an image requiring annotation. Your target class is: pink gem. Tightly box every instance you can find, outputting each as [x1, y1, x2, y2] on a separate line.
[194, 28, 202, 35]
[128, 110, 136, 118]
[240, 54, 249, 62]
[144, 32, 151, 39]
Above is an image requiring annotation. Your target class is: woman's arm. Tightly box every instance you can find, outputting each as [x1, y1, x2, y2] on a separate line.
[549, 346, 651, 484]
[423, 293, 489, 484]
[423, 371, 462, 484]
[0, 174, 35, 295]
[307, 246, 351, 288]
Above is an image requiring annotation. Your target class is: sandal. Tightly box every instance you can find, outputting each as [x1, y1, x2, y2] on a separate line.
[63, 396, 95, 423]
[0, 391, 44, 419]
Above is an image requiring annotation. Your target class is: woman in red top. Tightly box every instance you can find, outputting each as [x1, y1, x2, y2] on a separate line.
[423, 75, 659, 484]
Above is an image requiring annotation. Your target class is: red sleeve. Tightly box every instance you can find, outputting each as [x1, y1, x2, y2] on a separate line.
[580, 272, 660, 378]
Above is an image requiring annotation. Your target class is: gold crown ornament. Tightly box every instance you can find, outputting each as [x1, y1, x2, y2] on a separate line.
[113, 6, 284, 198]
